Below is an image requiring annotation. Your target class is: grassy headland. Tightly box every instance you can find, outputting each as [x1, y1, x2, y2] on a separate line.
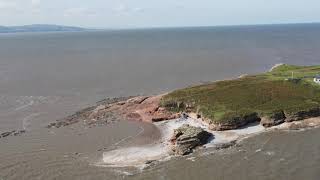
[160, 64, 320, 130]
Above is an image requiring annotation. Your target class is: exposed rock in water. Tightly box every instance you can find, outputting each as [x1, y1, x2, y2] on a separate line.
[209, 112, 261, 131]
[260, 110, 286, 127]
[170, 124, 212, 155]
[0, 130, 26, 139]
[285, 108, 320, 122]
[47, 97, 132, 128]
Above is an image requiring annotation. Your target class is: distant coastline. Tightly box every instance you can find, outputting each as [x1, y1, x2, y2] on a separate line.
[0, 24, 90, 34]
[2, 22, 320, 34]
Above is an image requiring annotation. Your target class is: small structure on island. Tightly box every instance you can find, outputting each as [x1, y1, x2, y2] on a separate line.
[285, 71, 302, 84]
[314, 75, 320, 84]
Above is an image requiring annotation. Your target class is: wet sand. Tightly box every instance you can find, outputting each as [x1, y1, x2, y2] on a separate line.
[0, 119, 161, 180]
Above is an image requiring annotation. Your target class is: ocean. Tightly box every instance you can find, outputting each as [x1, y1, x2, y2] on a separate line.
[0, 24, 320, 179]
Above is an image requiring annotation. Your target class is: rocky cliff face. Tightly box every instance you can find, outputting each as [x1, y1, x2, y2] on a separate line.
[209, 112, 261, 131]
[260, 110, 286, 127]
[260, 108, 320, 127]
[170, 124, 212, 155]
[285, 108, 320, 122]
[198, 108, 320, 130]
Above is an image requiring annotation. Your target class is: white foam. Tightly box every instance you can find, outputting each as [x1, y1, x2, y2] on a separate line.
[206, 122, 265, 147]
[22, 113, 41, 130]
[15, 100, 34, 111]
[102, 144, 169, 167]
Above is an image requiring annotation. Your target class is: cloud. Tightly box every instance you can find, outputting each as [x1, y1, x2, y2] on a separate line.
[0, 0, 17, 9]
[133, 7, 145, 13]
[31, 0, 40, 6]
[113, 3, 145, 15]
[113, 4, 129, 13]
[63, 7, 97, 17]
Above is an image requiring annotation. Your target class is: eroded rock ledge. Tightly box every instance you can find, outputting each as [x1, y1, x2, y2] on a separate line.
[110, 95, 180, 122]
[192, 108, 320, 131]
[47, 97, 132, 128]
[47, 95, 179, 128]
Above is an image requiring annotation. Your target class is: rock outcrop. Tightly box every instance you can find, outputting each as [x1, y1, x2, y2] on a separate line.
[110, 95, 180, 122]
[260, 110, 286, 127]
[170, 124, 212, 155]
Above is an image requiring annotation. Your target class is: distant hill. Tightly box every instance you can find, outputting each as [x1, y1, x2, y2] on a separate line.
[0, 24, 88, 33]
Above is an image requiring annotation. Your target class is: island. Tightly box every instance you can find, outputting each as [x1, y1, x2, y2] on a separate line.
[45, 64, 320, 166]
[160, 64, 320, 130]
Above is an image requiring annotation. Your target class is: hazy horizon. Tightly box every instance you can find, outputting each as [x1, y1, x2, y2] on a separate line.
[1, 22, 320, 31]
[1, 0, 320, 29]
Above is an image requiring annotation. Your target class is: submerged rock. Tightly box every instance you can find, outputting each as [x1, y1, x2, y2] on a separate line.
[214, 140, 237, 150]
[170, 124, 212, 155]
[0, 130, 26, 139]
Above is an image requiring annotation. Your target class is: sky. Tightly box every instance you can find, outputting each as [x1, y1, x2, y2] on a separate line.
[0, 0, 319, 29]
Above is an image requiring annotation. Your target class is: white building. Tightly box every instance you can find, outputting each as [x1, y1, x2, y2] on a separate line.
[314, 75, 320, 84]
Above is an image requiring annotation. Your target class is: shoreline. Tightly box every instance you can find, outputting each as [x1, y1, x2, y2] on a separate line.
[100, 115, 320, 168]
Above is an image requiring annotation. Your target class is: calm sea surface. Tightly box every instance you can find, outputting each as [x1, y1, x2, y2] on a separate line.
[0, 24, 320, 179]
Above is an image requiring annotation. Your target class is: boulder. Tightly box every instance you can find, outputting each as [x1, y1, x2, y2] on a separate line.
[260, 110, 286, 127]
[170, 124, 212, 155]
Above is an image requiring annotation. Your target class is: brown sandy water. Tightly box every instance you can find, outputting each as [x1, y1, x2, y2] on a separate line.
[1, 24, 320, 179]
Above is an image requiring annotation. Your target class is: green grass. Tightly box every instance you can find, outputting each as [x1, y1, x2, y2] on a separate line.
[160, 64, 320, 124]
